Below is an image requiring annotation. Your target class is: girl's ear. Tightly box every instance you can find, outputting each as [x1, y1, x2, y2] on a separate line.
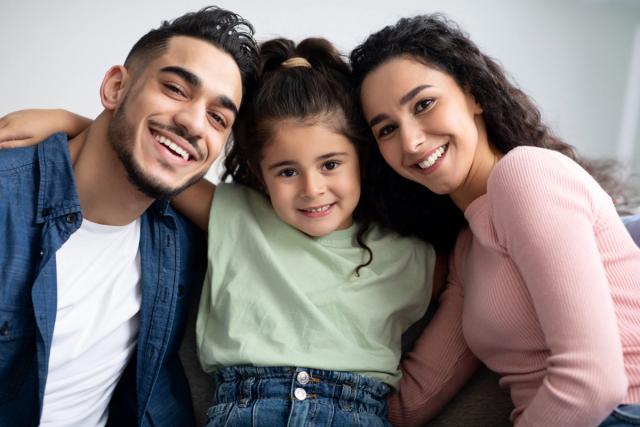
[100, 66, 130, 111]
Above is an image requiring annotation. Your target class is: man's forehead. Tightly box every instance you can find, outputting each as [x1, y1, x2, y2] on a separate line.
[154, 35, 243, 104]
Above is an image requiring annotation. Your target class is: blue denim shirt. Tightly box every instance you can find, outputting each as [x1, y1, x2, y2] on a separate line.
[0, 133, 206, 426]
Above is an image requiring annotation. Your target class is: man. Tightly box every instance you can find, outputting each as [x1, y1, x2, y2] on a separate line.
[0, 6, 258, 426]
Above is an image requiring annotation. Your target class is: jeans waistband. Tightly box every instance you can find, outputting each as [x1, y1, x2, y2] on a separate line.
[213, 366, 390, 413]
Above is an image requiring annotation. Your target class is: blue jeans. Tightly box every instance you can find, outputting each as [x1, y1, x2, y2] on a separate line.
[205, 366, 391, 426]
[600, 405, 640, 426]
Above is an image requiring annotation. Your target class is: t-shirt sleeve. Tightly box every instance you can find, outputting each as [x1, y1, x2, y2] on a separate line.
[489, 148, 626, 427]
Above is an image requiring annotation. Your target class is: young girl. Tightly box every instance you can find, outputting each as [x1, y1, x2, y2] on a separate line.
[350, 14, 640, 427]
[0, 38, 444, 426]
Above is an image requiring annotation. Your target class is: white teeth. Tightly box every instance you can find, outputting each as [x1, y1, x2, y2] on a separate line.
[154, 134, 190, 160]
[418, 144, 448, 169]
[304, 204, 332, 213]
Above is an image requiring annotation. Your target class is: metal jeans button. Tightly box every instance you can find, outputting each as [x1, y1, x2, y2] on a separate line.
[296, 370, 310, 385]
[294, 387, 307, 401]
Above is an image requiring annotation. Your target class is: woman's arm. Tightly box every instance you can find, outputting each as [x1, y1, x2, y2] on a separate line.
[491, 149, 629, 427]
[389, 234, 480, 426]
[0, 109, 91, 148]
[171, 179, 216, 231]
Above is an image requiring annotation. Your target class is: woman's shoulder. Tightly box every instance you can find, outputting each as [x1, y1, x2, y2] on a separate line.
[488, 146, 595, 198]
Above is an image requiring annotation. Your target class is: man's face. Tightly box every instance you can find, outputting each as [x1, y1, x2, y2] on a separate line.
[108, 36, 243, 199]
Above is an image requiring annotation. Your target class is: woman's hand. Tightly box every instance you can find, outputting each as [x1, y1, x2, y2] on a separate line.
[0, 109, 91, 149]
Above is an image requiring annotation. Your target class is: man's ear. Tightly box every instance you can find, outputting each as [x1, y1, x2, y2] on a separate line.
[100, 65, 130, 111]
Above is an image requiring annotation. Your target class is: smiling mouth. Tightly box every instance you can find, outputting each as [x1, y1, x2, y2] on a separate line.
[152, 131, 191, 161]
[417, 143, 449, 170]
[298, 203, 335, 217]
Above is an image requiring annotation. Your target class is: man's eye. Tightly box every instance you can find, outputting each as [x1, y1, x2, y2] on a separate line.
[164, 83, 185, 97]
[323, 160, 340, 171]
[209, 112, 227, 128]
[278, 168, 297, 177]
[415, 98, 434, 113]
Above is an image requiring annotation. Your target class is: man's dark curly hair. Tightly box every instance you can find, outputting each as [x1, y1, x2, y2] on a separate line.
[124, 6, 259, 136]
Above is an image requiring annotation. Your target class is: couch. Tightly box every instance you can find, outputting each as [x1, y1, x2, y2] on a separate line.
[179, 216, 640, 426]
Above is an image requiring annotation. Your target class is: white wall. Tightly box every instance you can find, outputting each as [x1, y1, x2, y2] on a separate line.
[2, 0, 639, 176]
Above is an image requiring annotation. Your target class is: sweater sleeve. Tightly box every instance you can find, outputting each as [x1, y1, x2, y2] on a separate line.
[490, 148, 627, 427]
[388, 231, 480, 426]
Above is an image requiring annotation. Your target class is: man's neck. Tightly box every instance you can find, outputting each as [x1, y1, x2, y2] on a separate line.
[69, 111, 155, 226]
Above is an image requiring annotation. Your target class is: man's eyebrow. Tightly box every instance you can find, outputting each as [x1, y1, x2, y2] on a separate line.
[218, 96, 239, 119]
[160, 66, 201, 88]
[161, 66, 239, 118]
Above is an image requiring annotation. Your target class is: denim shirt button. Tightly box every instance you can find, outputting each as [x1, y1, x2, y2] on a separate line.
[65, 214, 77, 224]
[0, 321, 9, 336]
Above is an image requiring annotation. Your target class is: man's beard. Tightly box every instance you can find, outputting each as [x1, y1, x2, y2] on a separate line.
[107, 101, 206, 200]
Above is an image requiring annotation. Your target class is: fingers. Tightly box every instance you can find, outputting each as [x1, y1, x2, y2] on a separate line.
[0, 140, 33, 150]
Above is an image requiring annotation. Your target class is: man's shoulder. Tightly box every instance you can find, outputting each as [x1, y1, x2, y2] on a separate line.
[0, 133, 69, 173]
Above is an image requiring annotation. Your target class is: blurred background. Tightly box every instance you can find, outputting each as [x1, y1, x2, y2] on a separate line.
[1, 0, 639, 182]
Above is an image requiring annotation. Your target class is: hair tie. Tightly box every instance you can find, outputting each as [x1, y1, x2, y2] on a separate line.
[281, 57, 312, 69]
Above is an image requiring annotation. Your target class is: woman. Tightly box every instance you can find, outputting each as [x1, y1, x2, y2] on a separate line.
[350, 13, 640, 427]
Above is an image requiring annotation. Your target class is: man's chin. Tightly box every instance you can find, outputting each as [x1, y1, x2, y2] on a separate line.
[129, 171, 204, 200]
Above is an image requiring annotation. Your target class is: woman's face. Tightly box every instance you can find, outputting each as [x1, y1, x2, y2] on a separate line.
[360, 56, 491, 205]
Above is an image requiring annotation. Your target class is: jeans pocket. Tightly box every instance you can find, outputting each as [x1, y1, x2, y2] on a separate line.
[612, 405, 640, 424]
[205, 402, 236, 427]
[0, 308, 35, 404]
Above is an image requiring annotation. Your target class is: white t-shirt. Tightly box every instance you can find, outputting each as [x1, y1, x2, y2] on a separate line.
[40, 218, 142, 427]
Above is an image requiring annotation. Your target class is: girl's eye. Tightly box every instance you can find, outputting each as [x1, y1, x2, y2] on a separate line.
[323, 160, 340, 171]
[378, 124, 397, 138]
[415, 98, 434, 113]
[278, 168, 297, 178]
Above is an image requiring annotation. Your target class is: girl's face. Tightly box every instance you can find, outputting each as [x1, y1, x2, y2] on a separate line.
[259, 121, 361, 237]
[360, 56, 494, 208]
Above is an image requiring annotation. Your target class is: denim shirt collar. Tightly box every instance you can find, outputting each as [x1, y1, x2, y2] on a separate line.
[35, 133, 81, 224]
[35, 132, 175, 223]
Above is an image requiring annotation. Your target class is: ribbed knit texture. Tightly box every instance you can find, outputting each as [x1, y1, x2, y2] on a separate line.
[388, 146, 640, 427]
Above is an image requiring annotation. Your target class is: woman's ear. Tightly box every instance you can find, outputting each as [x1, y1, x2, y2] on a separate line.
[100, 65, 129, 111]
[464, 88, 483, 115]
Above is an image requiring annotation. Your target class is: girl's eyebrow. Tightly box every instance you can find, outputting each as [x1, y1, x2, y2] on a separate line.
[266, 152, 348, 171]
[368, 84, 432, 128]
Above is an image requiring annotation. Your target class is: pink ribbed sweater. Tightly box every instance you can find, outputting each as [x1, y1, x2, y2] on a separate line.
[388, 147, 640, 427]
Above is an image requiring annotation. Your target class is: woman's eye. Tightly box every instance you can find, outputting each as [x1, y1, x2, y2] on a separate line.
[323, 160, 340, 171]
[278, 168, 297, 177]
[378, 124, 396, 138]
[415, 98, 434, 113]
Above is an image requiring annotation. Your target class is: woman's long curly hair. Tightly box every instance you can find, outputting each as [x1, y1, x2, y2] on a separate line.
[350, 14, 582, 251]
[223, 37, 376, 273]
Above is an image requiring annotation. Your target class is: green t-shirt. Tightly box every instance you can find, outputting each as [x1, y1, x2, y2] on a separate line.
[196, 183, 435, 387]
